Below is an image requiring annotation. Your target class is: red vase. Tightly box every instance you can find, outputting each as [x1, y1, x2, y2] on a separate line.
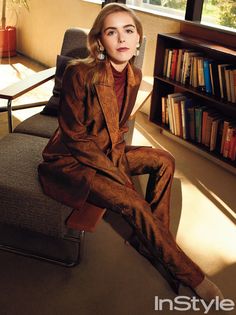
[0, 26, 17, 57]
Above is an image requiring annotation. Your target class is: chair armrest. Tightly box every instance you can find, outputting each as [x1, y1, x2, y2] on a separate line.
[130, 76, 153, 119]
[0, 67, 56, 101]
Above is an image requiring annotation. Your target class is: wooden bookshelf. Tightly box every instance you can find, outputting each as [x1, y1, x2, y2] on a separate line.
[150, 32, 236, 174]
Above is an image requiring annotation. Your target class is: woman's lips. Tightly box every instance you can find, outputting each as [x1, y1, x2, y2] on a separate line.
[117, 47, 129, 52]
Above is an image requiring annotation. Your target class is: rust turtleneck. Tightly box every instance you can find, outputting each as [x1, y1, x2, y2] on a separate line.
[111, 63, 128, 116]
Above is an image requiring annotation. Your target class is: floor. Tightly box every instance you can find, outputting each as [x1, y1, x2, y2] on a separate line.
[0, 55, 235, 315]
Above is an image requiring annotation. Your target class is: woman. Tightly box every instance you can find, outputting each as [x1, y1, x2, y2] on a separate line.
[38, 3, 223, 302]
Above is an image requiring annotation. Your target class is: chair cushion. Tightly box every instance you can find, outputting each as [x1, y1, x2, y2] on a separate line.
[0, 133, 72, 237]
[41, 55, 73, 116]
[14, 113, 58, 138]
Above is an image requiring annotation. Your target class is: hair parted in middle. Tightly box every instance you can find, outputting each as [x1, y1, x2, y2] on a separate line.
[69, 3, 143, 86]
[87, 3, 143, 63]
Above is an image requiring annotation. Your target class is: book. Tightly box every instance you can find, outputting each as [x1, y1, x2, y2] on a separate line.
[203, 59, 212, 94]
[173, 98, 185, 137]
[218, 64, 230, 99]
[182, 51, 199, 85]
[220, 119, 231, 154]
[166, 49, 173, 78]
[170, 49, 179, 80]
[223, 124, 234, 158]
[229, 69, 236, 103]
[181, 50, 192, 84]
[210, 118, 222, 152]
[225, 68, 231, 102]
[201, 109, 209, 145]
[209, 61, 221, 98]
[215, 119, 224, 153]
[191, 56, 199, 88]
[195, 106, 204, 143]
[167, 97, 173, 133]
[163, 48, 169, 76]
[187, 105, 195, 141]
[175, 49, 184, 82]
[161, 96, 168, 124]
[197, 57, 205, 91]
[181, 98, 194, 140]
[228, 127, 236, 161]
[168, 93, 186, 135]
[204, 112, 219, 147]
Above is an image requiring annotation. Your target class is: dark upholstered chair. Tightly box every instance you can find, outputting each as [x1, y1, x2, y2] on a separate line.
[0, 28, 148, 266]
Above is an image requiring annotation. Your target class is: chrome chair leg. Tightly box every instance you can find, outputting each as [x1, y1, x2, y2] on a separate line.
[7, 99, 13, 133]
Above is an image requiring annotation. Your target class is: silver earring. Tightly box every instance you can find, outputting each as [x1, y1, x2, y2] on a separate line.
[135, 43, 140, 57]
[97, 46, 105, 60]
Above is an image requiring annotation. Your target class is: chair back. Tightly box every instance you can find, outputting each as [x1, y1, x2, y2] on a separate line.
[60, 28, 90, 59]
[134, 36, 146, 70]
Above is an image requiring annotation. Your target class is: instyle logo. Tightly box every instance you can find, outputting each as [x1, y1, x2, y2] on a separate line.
[154, 296, 235, 313]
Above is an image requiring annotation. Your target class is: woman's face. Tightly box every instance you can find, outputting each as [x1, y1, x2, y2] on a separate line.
[100, 11, 140, 71]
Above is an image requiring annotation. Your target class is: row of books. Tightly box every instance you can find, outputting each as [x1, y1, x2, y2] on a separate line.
[161, 92, 236, 161]
[162, 47, 236, 103]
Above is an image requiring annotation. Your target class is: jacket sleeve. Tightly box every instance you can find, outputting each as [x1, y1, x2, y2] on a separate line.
[58, 64, 131, 186]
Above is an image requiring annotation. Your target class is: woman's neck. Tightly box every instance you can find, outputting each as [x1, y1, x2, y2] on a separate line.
[109, 60, 128, 72]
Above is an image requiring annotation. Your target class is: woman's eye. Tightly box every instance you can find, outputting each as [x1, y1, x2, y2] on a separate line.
[126, 29, 134, 34]
[107, 30, 116, 36]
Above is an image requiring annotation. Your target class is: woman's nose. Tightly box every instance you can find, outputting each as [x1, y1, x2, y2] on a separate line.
[118, 33, 125, 43]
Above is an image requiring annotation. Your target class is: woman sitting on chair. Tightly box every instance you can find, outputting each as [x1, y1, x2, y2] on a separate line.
[38, 3, 223, 302]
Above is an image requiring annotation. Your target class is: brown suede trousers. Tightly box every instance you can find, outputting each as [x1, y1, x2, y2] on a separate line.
[87, 147, 205, 289]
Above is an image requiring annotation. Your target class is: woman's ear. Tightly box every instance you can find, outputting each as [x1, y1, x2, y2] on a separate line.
[98, 39, 104, 51]
[137, 33, 140, 45]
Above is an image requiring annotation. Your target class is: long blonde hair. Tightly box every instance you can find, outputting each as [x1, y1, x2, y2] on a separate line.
[71, 3, 143, 86]
[88, 3, 143, 63]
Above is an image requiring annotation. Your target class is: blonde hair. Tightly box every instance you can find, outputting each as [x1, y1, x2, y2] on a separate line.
[87, 3, 143, 63]
[71, 3, 143, 85]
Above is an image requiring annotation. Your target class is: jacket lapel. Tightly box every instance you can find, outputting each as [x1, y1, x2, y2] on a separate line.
[119, 63, 137, 126]
[94, 62, 119, 145]
[94, 61, 139, 144]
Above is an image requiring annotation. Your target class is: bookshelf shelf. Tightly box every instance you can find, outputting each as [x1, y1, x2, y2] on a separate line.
[161, 128, 236, 175]
[156, 75, 236, 114]
[150, 31, 236, 173]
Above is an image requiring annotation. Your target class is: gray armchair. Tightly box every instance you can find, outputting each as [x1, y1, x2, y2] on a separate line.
[0, 28, 149, 266]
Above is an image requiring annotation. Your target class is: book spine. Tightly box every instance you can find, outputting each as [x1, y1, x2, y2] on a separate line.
[195, 107, 203, 143]
[203, 59, 212, 94]
[201, 110, 208, 145]
[228, 127, 236, 160]
[187, 107, 195, 141]
[205, 115, 214, 147]
[173, 100, 183, 137]
[167, 96, 174, 134]
[234, 70, 236, 104]
[225, 69, 231, 102]
[163, 48, 169, 76]
[210, 119, 220, 151]
[180, 100, 187, 139]
[166, 50, 173, 78]
[170, 49, 178, 80]
[209, 62, 215, 95]
[223, 126, 233, 158]
[197, 57, 205, 91]
[175, 49, 183, 82]
[221, 120, 230, 154]
[161, 96, 167, 124]
[230, 69, 236, 103]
